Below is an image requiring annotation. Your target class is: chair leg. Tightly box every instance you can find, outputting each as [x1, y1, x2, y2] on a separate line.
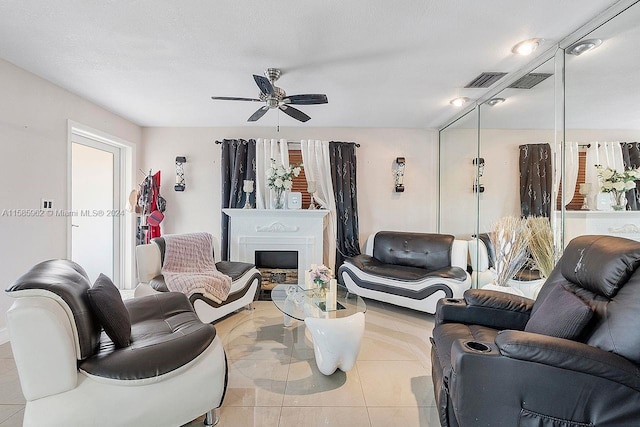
[245, 302, 255, 311]
[203, 408, 220, 426]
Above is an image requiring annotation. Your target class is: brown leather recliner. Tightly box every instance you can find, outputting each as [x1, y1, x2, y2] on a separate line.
[431, 235, 640, 426]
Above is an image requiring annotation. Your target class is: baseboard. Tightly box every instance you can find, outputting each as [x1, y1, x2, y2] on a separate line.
[0, 327, 8, 345]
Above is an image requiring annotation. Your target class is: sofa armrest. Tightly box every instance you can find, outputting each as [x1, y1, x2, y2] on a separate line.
[451, 240, 468, 270]
[135, 243, 162, 284]
[435, 289, 533, 330]
[468, 238, 490, 272]
[464, 288, 534, 312]
[495, 330, 640, 391]
[7, 297, 79, 401]
[447, 335, 640, 425]
[364, 233, 376, 256]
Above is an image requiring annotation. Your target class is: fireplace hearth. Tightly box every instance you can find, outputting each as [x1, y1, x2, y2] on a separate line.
[255, 250, 298, 290]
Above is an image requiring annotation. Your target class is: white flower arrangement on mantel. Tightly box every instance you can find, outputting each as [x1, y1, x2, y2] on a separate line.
[596, 165, 640, 210]
[266, 159, 302, 209]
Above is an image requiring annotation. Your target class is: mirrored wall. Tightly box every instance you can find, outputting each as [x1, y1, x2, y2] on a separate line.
[439, 0, 640, 291]
[564, 1, 640, 243]
[439, 108, 479, 240]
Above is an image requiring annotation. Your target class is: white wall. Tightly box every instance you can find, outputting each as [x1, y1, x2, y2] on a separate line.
[0, 58, 141, 343]
[140, 127, 438, 250]
[565, 129, 640, 143]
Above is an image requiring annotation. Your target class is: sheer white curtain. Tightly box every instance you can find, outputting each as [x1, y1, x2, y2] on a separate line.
[554, 141, 579, 207]
[597, 141, 624, 171]
[255, 138, 289, 209]
[585, 143, 600, 209]
[300, 140, 337, 269]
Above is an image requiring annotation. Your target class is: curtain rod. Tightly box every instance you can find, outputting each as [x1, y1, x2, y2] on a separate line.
[214, 140, 360, 147]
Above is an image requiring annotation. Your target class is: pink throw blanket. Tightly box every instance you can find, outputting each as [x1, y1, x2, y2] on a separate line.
[161, 233, 232, 304]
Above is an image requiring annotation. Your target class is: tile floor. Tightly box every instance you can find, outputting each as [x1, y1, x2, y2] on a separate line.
[0, 299, 440, 427]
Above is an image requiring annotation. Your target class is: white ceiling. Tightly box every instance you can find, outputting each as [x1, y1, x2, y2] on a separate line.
[0, 0, 622, 129]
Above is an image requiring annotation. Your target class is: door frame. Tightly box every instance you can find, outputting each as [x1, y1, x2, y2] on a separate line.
[67, 121, 136, 288]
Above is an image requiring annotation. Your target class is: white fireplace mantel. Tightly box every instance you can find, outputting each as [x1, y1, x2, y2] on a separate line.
[223, 209, 329, 285]
[557, 210, 640, 244]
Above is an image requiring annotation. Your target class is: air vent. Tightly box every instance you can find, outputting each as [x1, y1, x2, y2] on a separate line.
[464, 72, 507, 88]
[508, 73, 552, 89]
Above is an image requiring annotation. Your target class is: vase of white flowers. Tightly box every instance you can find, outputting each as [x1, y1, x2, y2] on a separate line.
[596, 165, 640, 211]
[266, 159, 302, 209]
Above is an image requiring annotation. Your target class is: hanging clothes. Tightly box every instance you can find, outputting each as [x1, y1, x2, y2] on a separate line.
[148, 171, 162, 241]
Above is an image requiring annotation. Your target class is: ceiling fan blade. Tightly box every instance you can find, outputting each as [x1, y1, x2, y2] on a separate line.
[211, 96, 261, 102]
[282, 94, 328, 105]
[279, 105, 311, 122]
[253, 75, 275, 96]
[248, 106, 269, 122]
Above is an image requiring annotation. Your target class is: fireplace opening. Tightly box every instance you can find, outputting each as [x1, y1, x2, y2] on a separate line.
[255, 250, 298, 299]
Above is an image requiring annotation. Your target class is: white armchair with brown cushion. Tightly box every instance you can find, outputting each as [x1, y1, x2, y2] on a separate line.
[135, 234, 261, 323]
[338, 231, 471, 314]
[5, 259, 227, 427]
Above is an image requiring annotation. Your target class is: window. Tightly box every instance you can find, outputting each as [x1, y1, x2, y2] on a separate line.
[556, 150, 586, 210]
[289, 150, 313, 208]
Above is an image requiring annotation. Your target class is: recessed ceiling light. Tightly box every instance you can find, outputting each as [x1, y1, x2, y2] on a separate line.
[450, 97, 470, 107]
[485, 97, 506, 106]
[512, 38, 545, 56]
[566, 38, 602, 55]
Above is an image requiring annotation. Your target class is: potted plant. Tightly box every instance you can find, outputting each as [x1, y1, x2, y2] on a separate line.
[485, 216, 531, 296]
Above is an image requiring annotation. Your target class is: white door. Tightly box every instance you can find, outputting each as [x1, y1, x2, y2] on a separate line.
[71, 134, 121, 285]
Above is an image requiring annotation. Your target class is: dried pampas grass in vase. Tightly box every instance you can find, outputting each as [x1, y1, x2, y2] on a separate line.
[489, 216, 531, 287]
[527, 216, 555, 279]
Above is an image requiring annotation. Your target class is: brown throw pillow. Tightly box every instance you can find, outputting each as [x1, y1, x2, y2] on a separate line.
[525, 284, 593, 340]
[87, 274, 131, 348]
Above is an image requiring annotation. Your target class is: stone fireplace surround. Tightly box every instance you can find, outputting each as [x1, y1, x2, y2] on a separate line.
[222, 209, 328, 285]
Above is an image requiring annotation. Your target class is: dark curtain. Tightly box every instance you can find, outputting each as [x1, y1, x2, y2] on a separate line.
[220, 139, 256, 260]
[329, 141, 361, 273]
[621, 142, 640, 211]
[519, 143, 552, 218]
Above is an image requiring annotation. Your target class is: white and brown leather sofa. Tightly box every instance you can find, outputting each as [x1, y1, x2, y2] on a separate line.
[5, 259, 227, 427]
[135, 235, 261, 323]
[338, 231, 471, 314]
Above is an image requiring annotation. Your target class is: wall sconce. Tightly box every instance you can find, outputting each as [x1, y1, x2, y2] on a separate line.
[394, 157, 406, 192]
[473, 157, 485, 193]
[174, 156, 186, 191]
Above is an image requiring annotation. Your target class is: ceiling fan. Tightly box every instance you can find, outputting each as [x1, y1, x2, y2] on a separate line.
[211, 68, 328, 123]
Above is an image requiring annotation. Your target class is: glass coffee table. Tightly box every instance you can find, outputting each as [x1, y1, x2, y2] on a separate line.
[271, 284, 367, 375]
[271, 284, 366, 321]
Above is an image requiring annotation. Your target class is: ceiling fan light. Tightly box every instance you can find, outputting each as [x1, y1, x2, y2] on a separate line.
[566, 38, 602, 55]
[512, 38, 544, 56]
[450, 97, 470, 107]
[485, 97, 506, 106]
